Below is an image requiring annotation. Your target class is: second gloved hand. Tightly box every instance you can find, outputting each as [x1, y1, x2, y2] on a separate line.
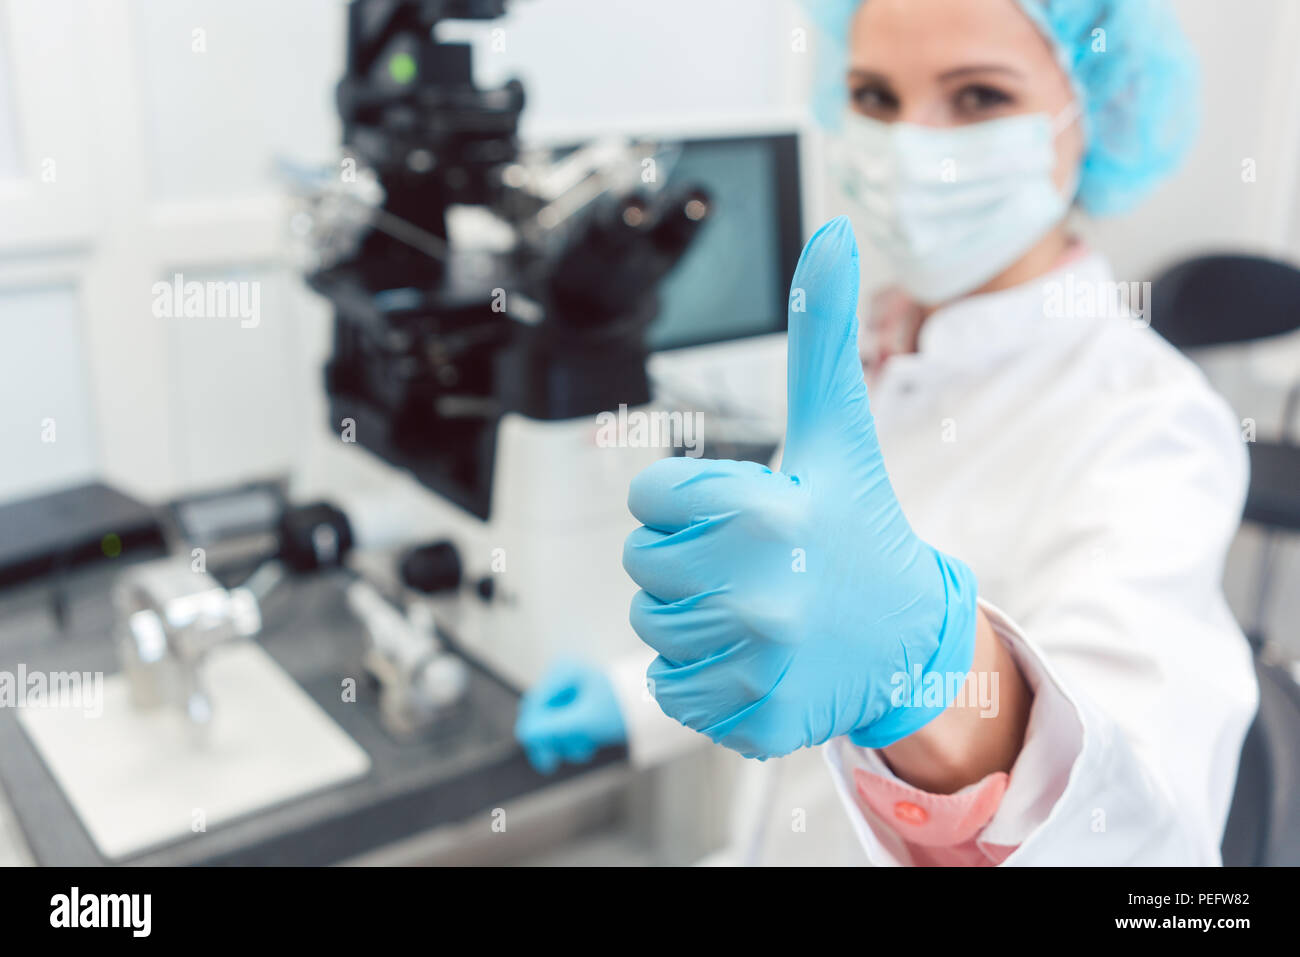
[514, 660, 627, 774]
[622, 216, 979, 760]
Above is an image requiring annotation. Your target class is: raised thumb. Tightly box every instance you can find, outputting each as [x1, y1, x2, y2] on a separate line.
[780, 216, 876, 476]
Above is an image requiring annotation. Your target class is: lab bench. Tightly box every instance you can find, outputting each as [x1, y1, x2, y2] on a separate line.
[0, 564, 627, 866]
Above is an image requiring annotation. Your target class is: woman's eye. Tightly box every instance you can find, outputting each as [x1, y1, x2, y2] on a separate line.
[953, 84, 1013, 117]
[850, 84, 898, 116]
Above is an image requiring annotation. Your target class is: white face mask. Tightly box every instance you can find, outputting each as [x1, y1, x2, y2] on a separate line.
[832, 105, 1081, 305]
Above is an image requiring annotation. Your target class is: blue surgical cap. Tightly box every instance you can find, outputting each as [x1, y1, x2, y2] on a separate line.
[808, 0, 1201, 216]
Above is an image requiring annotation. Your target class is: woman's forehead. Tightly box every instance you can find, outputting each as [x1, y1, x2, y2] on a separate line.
[847, 0, 1055, 78]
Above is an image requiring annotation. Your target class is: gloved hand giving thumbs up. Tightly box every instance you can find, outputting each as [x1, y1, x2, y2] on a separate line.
[621, 216, 979, 759]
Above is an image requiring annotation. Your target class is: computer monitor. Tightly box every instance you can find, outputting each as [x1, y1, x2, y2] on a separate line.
[647, 132, 803, 352]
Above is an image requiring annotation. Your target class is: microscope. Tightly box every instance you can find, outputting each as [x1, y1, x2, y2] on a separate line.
[296, 0, 715, 687]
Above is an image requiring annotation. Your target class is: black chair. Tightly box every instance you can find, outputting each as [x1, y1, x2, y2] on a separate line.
[1150, 254, 1300, 865]
[1219, 657, 1300, 865]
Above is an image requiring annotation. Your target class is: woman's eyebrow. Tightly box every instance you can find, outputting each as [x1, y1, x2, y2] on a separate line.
[937, 64, 1026, 81]
[847, 69, 892, 85]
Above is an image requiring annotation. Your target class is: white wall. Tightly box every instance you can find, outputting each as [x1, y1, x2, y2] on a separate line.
[458, 0, 808, 139]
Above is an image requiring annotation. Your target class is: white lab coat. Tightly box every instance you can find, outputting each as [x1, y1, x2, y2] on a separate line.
[609, 251, 1258, 866]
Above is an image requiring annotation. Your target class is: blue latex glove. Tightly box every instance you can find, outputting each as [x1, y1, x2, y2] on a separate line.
[621, 216, 978, 759]
[514, 660, 627, 774]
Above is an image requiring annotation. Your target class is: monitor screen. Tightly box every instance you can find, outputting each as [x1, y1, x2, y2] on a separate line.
[646, 133, 802, 352]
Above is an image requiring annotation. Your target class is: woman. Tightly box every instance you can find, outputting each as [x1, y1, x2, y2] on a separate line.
[518, 0, 1256, 866]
